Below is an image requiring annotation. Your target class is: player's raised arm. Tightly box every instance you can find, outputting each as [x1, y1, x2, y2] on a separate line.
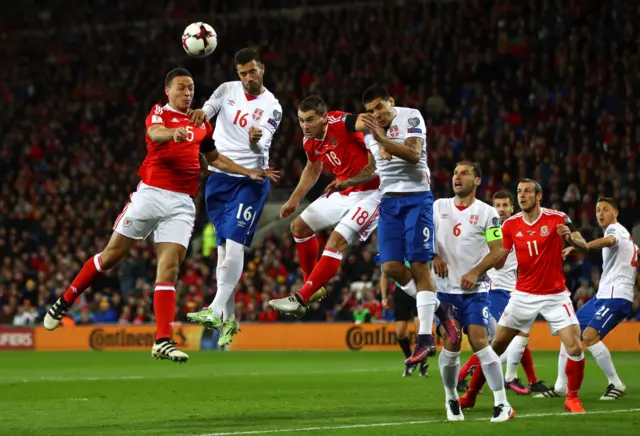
[145, 105, 185, 144]
[249, 104, 283, 153]
[360, 113, 423, 165]
[556, 216, 588, 253]
[280, 159, 323, 218]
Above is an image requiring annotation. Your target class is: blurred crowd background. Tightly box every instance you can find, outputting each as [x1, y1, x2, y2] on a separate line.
[2, 0, 639, 327]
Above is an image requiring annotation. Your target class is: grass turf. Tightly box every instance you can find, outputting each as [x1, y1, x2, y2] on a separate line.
[0, 350, 638, 435]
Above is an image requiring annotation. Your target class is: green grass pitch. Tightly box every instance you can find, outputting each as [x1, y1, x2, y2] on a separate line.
[1, 350, 638, 435]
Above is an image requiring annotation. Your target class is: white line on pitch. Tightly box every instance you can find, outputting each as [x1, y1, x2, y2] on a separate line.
[192, 408, 640, 436]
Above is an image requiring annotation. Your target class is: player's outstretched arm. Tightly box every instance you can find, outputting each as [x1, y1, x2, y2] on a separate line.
[325, 153, 377, 195]
[563, 235, 616, 258]
[557, 223, 588, 253]
[204, 150, 279, 182]
[280, 160, 323, 218]
[460, 239, 503, 290]
[147, 125, 184, 144]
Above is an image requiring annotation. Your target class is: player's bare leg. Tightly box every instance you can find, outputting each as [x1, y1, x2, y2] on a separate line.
[270, 229, 349, 317]
[582, 327, 625, 400]
[44, 232, 136, 331]
[404, 262, 459, 365]
[396, 320, 416, 377]
[460, 324, 519, 410]
[151, 242, 188, 363]
[555, 324, 586, 412]
[438, 321, 465, 421]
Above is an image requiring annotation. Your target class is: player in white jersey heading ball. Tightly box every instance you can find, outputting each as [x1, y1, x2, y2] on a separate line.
[188, 49, 281, 346]
[457, 191, 550, 396]
[551, 197, 638, 400]
[431, 161, 513, 422]
[359, 86, 460, 367]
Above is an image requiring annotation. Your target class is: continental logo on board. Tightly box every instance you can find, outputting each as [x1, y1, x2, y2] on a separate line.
[88, 327, 189, 350]
[345, 325, 441, 351]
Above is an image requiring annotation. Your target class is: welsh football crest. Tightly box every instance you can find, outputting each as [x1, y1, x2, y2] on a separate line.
[328, 136, 338, 147]
[252, 109, 264, 121]
[541, 225, 549, 236]
[123, 217, 133, 227]
[469, 214, 479, 225]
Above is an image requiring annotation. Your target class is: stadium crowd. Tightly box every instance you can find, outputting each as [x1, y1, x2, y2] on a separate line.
[1, 0, 639, 326]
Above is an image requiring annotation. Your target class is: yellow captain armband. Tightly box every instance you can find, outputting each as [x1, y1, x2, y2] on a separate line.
[486, 227, 503, 242]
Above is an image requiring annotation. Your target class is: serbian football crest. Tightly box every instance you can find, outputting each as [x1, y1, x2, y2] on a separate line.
[252, 109, 264, 121]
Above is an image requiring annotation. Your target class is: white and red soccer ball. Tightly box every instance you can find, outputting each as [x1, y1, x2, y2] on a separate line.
[182, 22, 217, 57]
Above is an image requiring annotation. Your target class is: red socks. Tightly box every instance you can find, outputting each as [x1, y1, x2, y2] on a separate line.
[294, 234, 319, 280]
[297, 250, 343, 303]
[521, 346, 538, 384]
[566, 356, 585, 398]
[467, 362, 486, 398]
[458, 353, 480, 383]
[62, 254, 104, 303]
[154, 282, 176, 340]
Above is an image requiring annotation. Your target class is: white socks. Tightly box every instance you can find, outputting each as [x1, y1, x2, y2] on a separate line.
[399, 279, 417, 297]
[588, 341, 622, 386]
[416, 290, 437, 335]
[504, 335, 529, 382]
[554, 343, 569, 392]
[439, 349, 461, 401]
[210, 240, 244, 319]
[476, 346, 509, 406]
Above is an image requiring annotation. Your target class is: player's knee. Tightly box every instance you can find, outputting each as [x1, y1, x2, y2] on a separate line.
[326, 230, 349, 253]
[291, 216, 313, 238]
[382, 262, 406, 283]
[581, 328, 600, 347]
[101, 235, 133, 269]
[564, 340, 583, 357]
[469, 336, 489, 352]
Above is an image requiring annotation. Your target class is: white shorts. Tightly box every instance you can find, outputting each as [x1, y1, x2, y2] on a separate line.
[299, 190, 381, 243]
[113, 183, 196, 248]
[498, 290, 579, 334]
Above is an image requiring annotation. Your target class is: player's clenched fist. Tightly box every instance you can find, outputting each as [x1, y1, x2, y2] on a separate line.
[432, 255, 448, 278]
[249, 126, 263, 144]
[460, 271, 479, 290]
[280, 198, 299, 219]
[173, 127, 188, 143]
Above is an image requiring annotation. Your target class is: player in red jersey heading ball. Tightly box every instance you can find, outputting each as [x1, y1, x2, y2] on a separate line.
[44, 68, 276, 363]
[269, 95, 380, 317]
[460, 179, 589, 414]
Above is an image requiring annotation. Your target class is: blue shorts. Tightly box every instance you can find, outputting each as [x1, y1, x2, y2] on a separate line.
[435, 292, 490, 334]
[205, 172, 270, 247]
[378, 191, 435, 263]
[576, 297, 632, 339]
[488, 289, 511, 322]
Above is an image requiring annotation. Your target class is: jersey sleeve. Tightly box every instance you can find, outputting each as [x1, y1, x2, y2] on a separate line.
[502, 219, 514, 250]
[402, 109, 427, 140]
[202, 82, 231, 119]
[145, 105, 165, 128]
[484, 207, 503, 243]
[261, 101, 283, 135]
[199, 122, 216, 153]
[604, 225, 620, 245]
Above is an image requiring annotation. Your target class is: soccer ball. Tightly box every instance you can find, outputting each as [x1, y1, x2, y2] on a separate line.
[182, 22, 217, 57]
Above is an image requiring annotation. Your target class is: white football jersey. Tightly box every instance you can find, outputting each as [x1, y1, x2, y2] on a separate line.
[597, 222, 637, 302]
[488, 247, 517, 292]
[434, 198, 501, 294]
[203, 81, 282, 174]
[364, 106, 430, 194]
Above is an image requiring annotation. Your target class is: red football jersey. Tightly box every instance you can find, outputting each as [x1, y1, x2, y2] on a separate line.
[303, 111, 380, 195]
[502, 208, 569, 295]
[138, 104, 213, 196]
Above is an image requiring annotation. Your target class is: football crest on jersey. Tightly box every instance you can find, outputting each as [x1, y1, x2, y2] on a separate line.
[123, 217, 133, 227]
[328, 136, 338, 147]
[469, 214, 479, 225]
[252, 109, 264, 121]
[388, 126, 399, 138]
[541, 225, 549, 236]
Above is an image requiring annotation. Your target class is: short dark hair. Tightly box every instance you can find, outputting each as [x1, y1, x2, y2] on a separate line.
[493, 190, 514, 206]
[597, 197, 618, 210]
[362, 85, 390, 105]
[235, 48, 261, 66]
[298, 95, 327, 115]
[520, 178, 543, 194]
[455, 160, 482, 179]
[165, 68, 192, 87]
